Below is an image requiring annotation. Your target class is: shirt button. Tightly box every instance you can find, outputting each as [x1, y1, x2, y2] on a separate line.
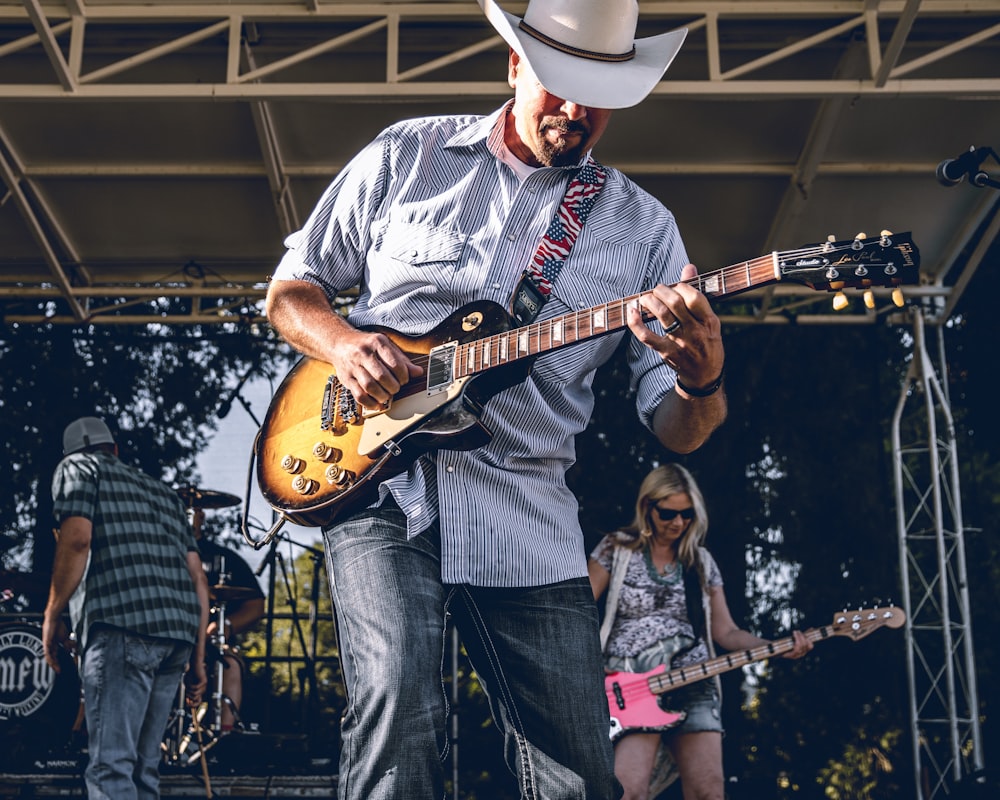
[492, 283, 501, 290]
[506, 233, 516, 241]
[410, 249, 419, 258]
[446, 465, 455, 473]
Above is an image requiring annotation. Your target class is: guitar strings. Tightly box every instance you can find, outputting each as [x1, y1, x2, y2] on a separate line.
[393, 240, 894, 379]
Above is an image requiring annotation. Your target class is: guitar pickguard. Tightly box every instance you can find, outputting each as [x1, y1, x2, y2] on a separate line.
[356, 375, 472, 456]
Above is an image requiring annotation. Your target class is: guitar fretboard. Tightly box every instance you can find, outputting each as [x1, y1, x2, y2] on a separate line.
[452, 253, 781, 379]
[647, 625, 830, 695]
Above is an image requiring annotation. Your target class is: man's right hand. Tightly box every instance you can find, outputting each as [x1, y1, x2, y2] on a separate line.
[329, 328, 424, 411]
[265, 279, 423, 411]
[184, 660, 208, 706]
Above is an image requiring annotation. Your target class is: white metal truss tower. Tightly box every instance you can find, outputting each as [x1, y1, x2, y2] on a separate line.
[892, 307, 984, 799]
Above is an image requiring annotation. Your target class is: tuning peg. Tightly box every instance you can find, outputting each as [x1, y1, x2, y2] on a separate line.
[822, 234, 836, 252]
[863, 290, 875, 309]
[832, 292, 849, 311]
[892, 287, 905, 307]
[852, 232, 866, 251]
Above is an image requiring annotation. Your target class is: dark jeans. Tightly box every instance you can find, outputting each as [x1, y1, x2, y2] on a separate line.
[324, 503, 620, 800]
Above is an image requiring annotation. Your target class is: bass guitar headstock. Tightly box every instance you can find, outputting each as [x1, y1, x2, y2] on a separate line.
[829, 605, 906, 641]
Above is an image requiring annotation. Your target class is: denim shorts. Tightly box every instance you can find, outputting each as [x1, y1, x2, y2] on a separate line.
[657, 679, 723, 736]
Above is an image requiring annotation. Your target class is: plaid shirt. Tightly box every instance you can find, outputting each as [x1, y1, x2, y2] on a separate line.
[52, 451, 201, 650]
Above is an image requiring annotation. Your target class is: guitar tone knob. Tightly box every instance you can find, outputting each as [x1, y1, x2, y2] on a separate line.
[313, 442, 342, 463]
[325, 465, 354, 486]
[281, 454, 305, 474]
[291, 475, 318, 495]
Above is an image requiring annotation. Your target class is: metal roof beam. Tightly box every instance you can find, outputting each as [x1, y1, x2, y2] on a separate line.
[0, 143, 88, 320]
[20, 0, 75, 90]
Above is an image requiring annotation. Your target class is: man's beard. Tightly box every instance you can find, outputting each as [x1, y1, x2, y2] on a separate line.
[537, 118, 588, 167]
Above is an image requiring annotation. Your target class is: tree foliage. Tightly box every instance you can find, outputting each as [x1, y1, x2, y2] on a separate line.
[0, 311, 290, 607]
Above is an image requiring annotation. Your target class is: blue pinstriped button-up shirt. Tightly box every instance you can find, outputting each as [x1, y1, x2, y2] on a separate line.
[272, 104, 688, 586]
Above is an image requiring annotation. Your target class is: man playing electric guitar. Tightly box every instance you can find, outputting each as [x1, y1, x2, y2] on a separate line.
[264, 2, 726, 797]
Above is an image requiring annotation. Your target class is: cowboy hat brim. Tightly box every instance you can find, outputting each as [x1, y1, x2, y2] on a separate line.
[479, 0, 687, 109]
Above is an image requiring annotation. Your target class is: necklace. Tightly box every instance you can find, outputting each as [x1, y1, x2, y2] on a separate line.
[643, 546, 683, 585]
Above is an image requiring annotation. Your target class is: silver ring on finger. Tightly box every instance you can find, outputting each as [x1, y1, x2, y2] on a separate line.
[664, 320, 682, 335]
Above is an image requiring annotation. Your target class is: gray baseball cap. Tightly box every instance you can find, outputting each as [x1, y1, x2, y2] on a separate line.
[62, 416, 116, 455]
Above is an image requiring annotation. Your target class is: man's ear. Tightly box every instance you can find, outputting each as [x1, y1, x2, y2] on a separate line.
[508, 48, 520, 89]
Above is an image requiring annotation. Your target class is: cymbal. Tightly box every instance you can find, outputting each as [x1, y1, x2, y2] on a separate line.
[176, 486, 242, 509]
[209, 585, 257, 602]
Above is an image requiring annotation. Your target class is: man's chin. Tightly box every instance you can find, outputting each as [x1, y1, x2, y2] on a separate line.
[541, 144, 585, 168]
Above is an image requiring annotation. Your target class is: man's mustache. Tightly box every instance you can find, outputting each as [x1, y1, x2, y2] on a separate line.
[541, 119, 588, 136]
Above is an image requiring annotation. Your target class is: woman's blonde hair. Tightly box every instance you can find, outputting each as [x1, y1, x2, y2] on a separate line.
[616, 463, 709, 568]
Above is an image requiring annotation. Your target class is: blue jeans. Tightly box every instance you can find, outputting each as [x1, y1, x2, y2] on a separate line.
[81, 625, 191, 799]
[324, 503, 620, 800]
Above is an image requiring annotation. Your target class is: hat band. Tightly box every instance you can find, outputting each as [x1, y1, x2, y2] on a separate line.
[518, 20, 636, 63]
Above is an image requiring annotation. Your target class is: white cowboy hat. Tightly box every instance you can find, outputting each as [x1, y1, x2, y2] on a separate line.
[478, 0, 687, 109]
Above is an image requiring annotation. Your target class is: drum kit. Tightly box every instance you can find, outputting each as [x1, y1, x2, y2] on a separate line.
[162, 485, 257, 770]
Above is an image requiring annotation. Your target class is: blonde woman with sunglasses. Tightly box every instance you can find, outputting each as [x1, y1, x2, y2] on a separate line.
[588, 463, 811, 800]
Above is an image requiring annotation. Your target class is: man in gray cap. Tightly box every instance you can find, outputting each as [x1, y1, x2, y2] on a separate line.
[264, 1, 726, 797]
[42, 416, 209, 799]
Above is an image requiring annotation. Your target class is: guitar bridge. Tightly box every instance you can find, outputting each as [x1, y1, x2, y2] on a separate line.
[322, 375, 359, 431]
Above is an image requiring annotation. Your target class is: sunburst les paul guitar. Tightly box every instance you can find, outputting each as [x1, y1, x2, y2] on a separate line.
[606, 605, 906, 741]
[256, 232, 920, 527]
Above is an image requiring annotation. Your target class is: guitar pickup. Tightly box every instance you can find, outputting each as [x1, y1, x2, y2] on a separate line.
[427, 341, 457, 396]
[610, 680, 625, 710]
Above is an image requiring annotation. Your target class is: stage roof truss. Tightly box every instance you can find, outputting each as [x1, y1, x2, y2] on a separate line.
[0, 1, 998, 326]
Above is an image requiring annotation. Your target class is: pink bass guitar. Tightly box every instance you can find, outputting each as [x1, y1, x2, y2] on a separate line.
[606, 605, 905, 741]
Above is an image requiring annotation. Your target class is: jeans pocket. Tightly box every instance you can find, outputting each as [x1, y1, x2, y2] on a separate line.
[124, 635, 168, 673]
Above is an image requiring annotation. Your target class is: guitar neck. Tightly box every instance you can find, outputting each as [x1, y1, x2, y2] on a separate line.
[453, 255, 779, 379]
[647, 625, 829, 696]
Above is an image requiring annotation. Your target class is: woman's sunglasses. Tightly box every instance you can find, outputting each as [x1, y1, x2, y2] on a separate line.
[653, 505, 695, 522]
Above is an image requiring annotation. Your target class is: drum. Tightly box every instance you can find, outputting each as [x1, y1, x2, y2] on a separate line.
[0, 622, 81, 765]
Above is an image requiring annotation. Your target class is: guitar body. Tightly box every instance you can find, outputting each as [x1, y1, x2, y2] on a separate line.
[256, 300, 528, 527]
[605, 667, 686, 742]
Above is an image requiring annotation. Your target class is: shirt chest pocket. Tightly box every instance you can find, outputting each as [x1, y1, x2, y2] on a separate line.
[377, 221, 466, 267]
[367, 222, 470, 319]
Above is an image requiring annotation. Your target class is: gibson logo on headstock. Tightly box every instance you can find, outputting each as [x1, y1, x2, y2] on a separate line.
[893, 242, 917, 267]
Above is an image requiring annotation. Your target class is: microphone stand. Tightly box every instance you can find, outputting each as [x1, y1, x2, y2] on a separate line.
[939, 145, 1000, 190]
[268, 534, 323, 742]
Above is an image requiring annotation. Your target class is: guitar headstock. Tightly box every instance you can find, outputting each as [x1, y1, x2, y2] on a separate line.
[777, 231, 920, 294]
[830, 605, 906, 641]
